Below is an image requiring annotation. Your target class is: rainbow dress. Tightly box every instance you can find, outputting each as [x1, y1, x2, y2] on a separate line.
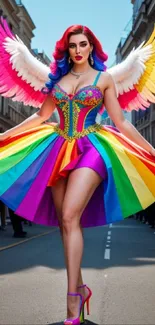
[0, 72, 155, 227]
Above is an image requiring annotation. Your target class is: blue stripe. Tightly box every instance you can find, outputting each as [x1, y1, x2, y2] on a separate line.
[68, 100, 73, 136]
[0, 137, 58, 210]
[0, 134, 58, 196]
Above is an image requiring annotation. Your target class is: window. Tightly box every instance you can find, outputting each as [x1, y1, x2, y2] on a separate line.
[145, 126, 150, 142]
[152, 123, 155, 146]
[0, 97, 4, 114]
[8, 106, 13, 120]
[133, 0, 144, 22]
[15, 0, 22, 5]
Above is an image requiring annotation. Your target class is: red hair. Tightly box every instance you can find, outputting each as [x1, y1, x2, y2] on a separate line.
[51, 25, 108, 73]
[43, 25, 108, 93]
[54, 25, 107, 59]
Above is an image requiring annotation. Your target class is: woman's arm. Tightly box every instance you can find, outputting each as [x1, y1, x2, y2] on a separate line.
[0, 95, 55, 140]
[103, 74, 155, 156]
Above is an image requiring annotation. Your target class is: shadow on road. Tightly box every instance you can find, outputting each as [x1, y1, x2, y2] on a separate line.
[50, 320, 99, 325]
[1, 218, 155, 276]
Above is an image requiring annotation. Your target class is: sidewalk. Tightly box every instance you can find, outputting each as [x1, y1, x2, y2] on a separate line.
[0, 222, 57, 251]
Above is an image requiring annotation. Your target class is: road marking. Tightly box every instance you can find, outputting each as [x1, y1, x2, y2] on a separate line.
[0, 229, 57, 252]
[104, 225, 112, 259]
[111, 225, 144, 228]
[109, 223, 113, 228]
[104, 248, 110, 259]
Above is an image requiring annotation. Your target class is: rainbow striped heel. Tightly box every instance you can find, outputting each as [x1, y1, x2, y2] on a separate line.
[78, 284, 92, 321]
[64, 292, 84, 325]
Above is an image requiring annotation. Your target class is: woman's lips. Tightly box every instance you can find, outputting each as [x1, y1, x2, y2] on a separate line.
[75, 56, 83, 60]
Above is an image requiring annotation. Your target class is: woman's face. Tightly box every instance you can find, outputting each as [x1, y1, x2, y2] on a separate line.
[68, 33, 93, 65]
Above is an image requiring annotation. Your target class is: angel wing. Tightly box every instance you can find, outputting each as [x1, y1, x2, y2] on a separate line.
[0, 17, 51, 108]
[107, 27, 155, 111]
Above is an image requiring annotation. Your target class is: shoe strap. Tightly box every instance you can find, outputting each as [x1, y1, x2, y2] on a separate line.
[67, 292, 83, 300]
[77, 284, 92, 298]
[77, 284, 86, 288]
[67, 292, 83, 315]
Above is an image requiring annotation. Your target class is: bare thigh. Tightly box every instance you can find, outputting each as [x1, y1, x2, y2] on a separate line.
[51, 177, 68, 223]
[62, 168, 102, 223]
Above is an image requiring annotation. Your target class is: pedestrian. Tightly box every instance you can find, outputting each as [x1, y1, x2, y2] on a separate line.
[0, 21, 155, 324]
[8, 208, 27, 238]
[145, 202, 155, 229]
[0, 200, 6, 231]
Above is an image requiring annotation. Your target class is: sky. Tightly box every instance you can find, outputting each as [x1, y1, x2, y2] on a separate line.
[22, 0, 133, 67]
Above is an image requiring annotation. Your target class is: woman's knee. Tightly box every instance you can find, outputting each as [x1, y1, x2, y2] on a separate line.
[62, 208, 81, 231]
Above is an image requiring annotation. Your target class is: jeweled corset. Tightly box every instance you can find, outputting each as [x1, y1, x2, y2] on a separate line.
[51, 84, 104, 141]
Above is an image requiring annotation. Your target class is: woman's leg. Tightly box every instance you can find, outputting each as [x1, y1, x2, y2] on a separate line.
[51, 177, 84, 288]
[62, 168, 102, 318]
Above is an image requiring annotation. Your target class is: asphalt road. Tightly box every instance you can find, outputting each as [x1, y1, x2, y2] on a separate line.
[0, 218, 155, 325]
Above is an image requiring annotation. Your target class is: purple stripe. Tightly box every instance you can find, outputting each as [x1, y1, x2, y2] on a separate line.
[33, 136, 106, 227]
[1, 137, 58, 210]
[15, 137, 64, 219]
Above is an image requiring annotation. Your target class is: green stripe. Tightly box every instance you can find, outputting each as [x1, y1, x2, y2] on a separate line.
[0, 133, 55, 174]
[95, 133, 142, 216]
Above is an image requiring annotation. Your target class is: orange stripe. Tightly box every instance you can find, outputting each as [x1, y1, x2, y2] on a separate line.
[71, 141, 79, 160]
[47, 141, 68, 186]
[126, 151, 155, 197]
[47, 140, 79, 186]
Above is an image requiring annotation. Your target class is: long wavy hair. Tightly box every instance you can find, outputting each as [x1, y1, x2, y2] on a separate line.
[42, 25, 108, 93]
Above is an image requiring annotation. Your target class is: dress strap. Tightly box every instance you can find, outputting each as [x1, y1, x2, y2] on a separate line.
[93, 71, 102, 86]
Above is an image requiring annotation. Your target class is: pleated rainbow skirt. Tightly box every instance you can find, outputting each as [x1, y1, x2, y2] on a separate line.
[0, 123, 154, 227]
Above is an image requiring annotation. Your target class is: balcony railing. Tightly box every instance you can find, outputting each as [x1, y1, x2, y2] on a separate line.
[120, 18, 132, 47]
[133, 0, 144, 22]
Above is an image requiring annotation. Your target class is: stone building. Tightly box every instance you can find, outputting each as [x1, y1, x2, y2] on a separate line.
[0, 0, 57, 133]
[115, 0, 155, 147]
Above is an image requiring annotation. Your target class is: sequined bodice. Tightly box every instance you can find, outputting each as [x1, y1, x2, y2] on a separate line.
[51, 80, 104, 141]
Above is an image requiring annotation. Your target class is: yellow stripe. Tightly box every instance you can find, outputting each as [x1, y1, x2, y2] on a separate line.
[126, 151, 155, 198]
[59, 140, 75, 171]
[98, 129, 155, 208]
[0, 125, 55, 160]
[102, 128, 155, 167]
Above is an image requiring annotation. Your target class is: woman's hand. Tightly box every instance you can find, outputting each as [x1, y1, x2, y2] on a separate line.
[0, 96, 55, 140]
[0, 133, 9, 141]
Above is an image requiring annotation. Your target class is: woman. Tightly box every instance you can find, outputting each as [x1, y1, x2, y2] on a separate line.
[0, 23, 155, 324]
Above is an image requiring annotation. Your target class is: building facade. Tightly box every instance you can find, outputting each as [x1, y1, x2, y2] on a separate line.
[115, 0, 155, 147]
[0, 0, 57, 133]
[0, 0, 36, 132]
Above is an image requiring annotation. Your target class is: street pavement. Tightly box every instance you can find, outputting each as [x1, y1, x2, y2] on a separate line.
[0, 218, 155, 324]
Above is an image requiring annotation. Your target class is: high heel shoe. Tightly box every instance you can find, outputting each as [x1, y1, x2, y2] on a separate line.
[78, 284, 92, 319]
[64, 292, 84, 325]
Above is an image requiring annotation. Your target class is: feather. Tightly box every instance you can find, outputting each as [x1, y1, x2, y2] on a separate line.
[107, 27, 155, 112]
[0, 17, 50, 107]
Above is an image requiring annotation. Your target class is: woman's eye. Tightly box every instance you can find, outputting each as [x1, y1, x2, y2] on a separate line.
[69, 44, 75, 48]
[80, 43, 87, 47]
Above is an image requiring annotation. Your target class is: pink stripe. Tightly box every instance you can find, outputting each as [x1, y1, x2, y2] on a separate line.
[77, 107, 92, 132]
[56, 106, 65, 129]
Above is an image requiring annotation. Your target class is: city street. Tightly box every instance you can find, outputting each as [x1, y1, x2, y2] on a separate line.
[0, 218, 155, 325]
[0, 0, 155, 324]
